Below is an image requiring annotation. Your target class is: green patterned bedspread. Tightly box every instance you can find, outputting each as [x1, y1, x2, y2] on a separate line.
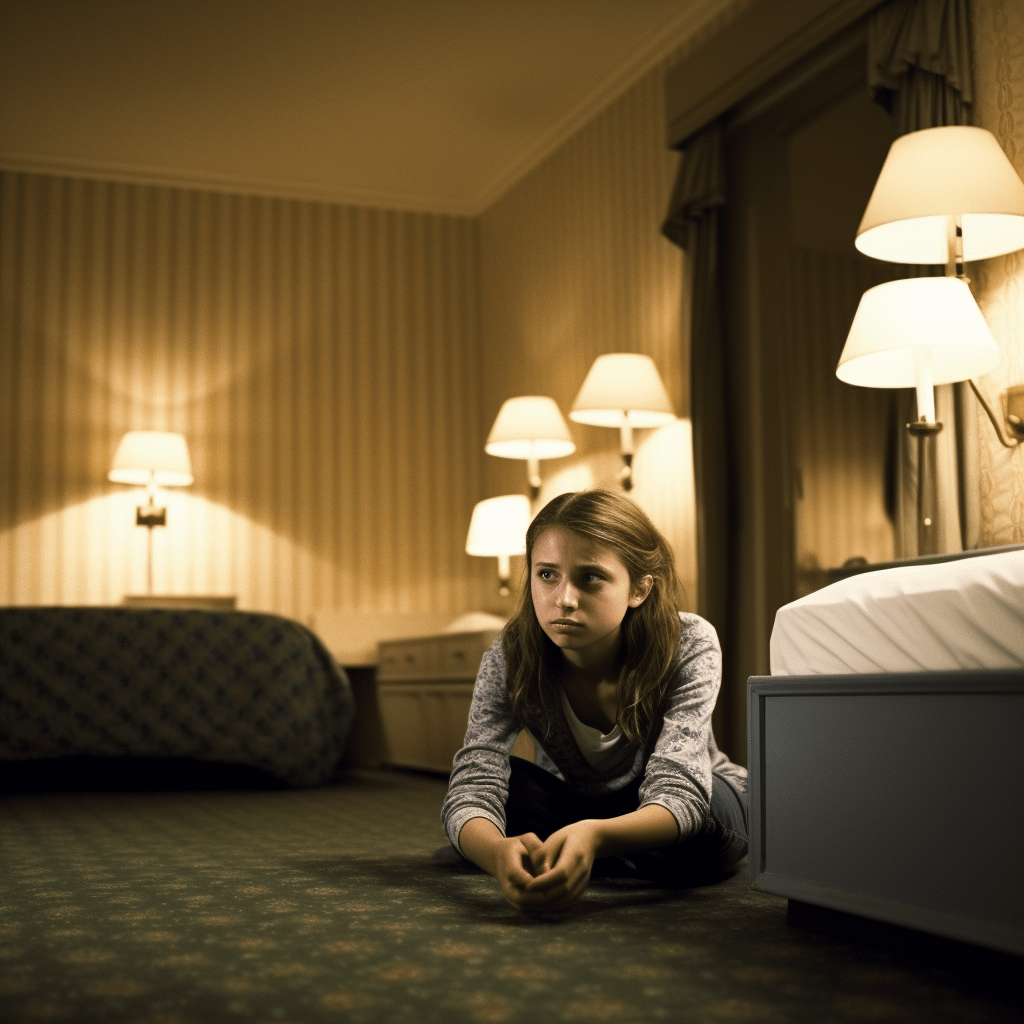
[0, 608, 354, 786]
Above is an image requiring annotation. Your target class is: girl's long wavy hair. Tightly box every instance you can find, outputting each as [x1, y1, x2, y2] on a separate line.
[501, 489, 683, 746]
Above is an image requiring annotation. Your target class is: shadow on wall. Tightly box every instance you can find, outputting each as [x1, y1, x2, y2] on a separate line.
[1, 316, 256, 537]
[3, 311, 460, 577]
[2, 308, 475, 607]
[0, 490, 302, 604]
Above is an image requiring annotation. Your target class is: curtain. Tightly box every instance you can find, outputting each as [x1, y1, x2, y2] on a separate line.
[868, 0, 973, 132]
[868, 0, 977, 554]
[661, 122, 732, 645]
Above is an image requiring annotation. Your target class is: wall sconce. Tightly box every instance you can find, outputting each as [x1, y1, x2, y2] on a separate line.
[466, 494, 530, 597]
[837, 277, 1000, 555]
[854, 125, 1024, 445]
[485, 396, 576, 500]
[569, 354, 676, 490]
[109, 431, 193, 593]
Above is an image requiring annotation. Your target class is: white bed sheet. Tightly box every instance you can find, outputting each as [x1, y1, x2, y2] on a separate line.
[770, 549, 1024, 675]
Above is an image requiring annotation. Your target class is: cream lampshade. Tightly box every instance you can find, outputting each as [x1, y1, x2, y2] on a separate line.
[466, 494, 531, 597]
[855, 126, 1024, 265]
[569, 354, 676, 490]
[109, 431, 194, 487]
[485, 396, 575, 499]
[109, 431, 194, 593]
[836, 277, 1000, 556]
[837, 277, 1001, 420]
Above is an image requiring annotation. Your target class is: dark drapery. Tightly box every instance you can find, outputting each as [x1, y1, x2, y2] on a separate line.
[868, 0, 972, 132]
[661, 121, 731, 644]
[867, 0, 976, 553]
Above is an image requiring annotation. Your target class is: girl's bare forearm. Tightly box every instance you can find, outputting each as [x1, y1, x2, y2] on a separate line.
[457, 816, 507, 875]
[588, 804, 678, 859]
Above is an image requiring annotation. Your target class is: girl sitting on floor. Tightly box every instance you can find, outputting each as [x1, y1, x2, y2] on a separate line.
[440, 489, 747, 913]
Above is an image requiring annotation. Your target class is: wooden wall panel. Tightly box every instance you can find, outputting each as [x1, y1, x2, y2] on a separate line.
[0, 170, 491, 620]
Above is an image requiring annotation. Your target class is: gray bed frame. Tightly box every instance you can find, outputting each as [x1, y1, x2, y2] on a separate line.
[748, 668, 1024, 956]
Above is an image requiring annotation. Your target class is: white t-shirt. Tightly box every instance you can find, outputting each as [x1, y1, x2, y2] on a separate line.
[558, 686, 636, 775]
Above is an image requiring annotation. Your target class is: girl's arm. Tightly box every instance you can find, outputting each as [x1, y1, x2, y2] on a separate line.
[576, 802, 679, 859]
[638, 614, 725, 842]
[441, 645, 520, 850]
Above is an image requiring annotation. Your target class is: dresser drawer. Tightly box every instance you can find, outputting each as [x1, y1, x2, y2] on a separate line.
[378, 629, 500, 681]
[437, 630, 500, 678]
[377, 638, 440, 680]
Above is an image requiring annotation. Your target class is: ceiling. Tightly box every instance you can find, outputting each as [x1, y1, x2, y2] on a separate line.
[0, 0, 732, 216]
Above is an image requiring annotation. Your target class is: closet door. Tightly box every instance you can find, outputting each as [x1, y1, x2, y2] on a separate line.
[718, 38, 902, 759]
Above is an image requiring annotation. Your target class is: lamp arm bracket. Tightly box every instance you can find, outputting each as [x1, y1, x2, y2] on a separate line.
[967, 379, 1021, 448]
[619, 452, 634, 491]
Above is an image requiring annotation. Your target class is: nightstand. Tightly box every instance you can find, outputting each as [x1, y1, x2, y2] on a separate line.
[376, 628, 500, 774]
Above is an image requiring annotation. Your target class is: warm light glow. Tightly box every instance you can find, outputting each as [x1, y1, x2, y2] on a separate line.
[465, 495, 531, 557]
[837, 278, 1001, 390]
[569, 354, 676, 429]
[856, 126, 1024, 263]
[485, 396, 576, 460]
[108, 431, 194, 486]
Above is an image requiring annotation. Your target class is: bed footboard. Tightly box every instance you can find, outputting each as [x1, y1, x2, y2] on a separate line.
[747, 670, 1024, 956]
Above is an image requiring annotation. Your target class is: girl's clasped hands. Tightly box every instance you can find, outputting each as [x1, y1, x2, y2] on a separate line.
[492, 822, 600, 913]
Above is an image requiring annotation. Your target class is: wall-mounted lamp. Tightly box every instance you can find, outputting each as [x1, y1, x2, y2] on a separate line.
[485, 396, 575, 500]
[854, 125, 1024, 446]
[109, 431, 193, 593]
[837, 277, 1000, 555]
[466, 494, 530, 597]
[569, 354, 676, 490]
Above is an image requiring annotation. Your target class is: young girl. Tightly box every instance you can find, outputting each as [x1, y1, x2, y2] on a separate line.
[440, 489, 748, 913]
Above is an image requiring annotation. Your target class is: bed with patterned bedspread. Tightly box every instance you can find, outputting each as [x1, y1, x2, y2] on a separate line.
[0, 608, 355, 787]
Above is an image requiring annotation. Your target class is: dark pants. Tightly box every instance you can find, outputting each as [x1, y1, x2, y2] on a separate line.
[504, 756, 748, 883]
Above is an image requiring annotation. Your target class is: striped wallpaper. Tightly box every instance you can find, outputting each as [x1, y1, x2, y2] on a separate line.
[0, 171, 491, 619]
[0, 50, 703, 627]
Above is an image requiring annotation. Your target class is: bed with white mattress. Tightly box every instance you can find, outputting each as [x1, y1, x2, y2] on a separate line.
[747, 545, 1024, 956]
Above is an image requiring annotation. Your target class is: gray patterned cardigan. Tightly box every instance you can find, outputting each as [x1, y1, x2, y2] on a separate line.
[441, 612, 747, 853]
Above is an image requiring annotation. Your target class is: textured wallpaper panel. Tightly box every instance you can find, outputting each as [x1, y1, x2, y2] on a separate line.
[972, 0, 1024, 544]
[0, 171, 490, 618]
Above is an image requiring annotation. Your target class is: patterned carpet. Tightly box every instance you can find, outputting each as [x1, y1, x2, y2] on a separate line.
[0, 767, 1020, 1024]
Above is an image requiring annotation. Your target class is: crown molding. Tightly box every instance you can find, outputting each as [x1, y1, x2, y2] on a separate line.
[0, 152, 479, 218]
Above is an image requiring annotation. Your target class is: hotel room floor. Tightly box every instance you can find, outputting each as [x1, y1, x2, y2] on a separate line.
[0, 766, 1019, 1024]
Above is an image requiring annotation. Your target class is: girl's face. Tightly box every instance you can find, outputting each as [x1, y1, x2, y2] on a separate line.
[530, 526, 652, 666]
